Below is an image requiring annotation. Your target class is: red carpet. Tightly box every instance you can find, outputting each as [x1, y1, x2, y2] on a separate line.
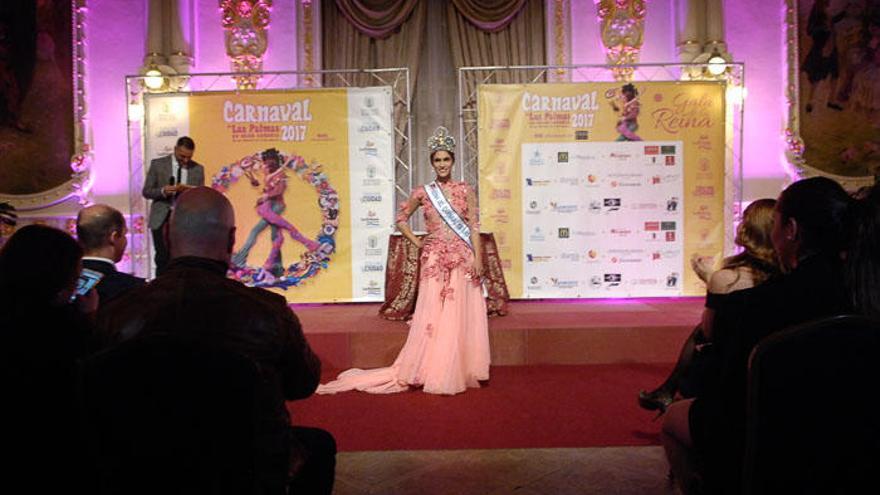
[290, 364, 669, 452]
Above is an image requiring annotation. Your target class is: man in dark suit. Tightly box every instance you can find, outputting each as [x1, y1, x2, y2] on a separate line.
[76, 204, 145, 304]
[142, 136, 204, 274]
[97, 187, 336, 494]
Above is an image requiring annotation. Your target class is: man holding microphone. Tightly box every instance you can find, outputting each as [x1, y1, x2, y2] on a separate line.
[142, 136, 205, 274]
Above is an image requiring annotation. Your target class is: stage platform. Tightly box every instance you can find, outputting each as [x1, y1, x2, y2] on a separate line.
[295, 298, 703, 369]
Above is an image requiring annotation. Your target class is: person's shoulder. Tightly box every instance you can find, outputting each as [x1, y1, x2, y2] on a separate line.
[222, 277, 289, 308]
[708, 268, 745, 294]
[95, 280, 154, 326]
[117, 271, 146, 286]
[706, 266, 755, 294]
[83, 258, 114, 274]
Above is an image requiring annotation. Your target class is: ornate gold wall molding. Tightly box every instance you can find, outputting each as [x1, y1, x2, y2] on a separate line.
[783, 0, 872, 188]
[296, 0, 321, 87]
[220, 0, 273, 89]
[783, 0, 805, 178]
[546, 0, 571, 82]
[596, 0, 646, 81]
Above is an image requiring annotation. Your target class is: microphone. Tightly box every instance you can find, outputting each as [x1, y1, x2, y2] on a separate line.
[166, 176, 177, 199]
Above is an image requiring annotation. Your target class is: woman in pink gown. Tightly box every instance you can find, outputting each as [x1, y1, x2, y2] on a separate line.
[317, 127, 490, 395]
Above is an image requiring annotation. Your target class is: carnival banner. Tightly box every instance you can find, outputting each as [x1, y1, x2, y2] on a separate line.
[478, 82, 727, 298]
[144, 87, 395, 303]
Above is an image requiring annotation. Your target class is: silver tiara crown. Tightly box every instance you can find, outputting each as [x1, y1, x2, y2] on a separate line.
[427, 126, 455, 153]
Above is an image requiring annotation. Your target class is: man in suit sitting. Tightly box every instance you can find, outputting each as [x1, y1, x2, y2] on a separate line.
[76, 204, 145, 304]
[142, 136, 204, 274]
[97, 187, 336, 494]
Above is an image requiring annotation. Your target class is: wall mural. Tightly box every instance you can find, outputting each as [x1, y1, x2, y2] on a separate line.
[788, 0, 880, 181]
[0, 0, 73, 194]
[0, 0, 90, 210]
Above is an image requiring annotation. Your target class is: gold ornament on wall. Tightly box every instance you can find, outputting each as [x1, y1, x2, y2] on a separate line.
[596, 0, 646, 81]
[220, 0, 273, 89]
[297, 0, 319, 87]
[549, 0, 571, 82]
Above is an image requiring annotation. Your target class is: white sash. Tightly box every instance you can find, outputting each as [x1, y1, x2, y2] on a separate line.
[425, 181, 473, 251]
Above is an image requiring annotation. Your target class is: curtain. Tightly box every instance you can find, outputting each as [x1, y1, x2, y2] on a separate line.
[322, 0, 546, 203]
[321, 0, 425, 86]
[410, 0, 458, 201]
[334, 0, 419, 39]
[450, 0, 528, 32]
[322, 0, 427, 161]
[447, 0, 545, 186]
[448, 0, 545, 84]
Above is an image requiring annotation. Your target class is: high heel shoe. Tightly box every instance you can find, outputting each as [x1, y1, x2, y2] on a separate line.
[637, 389, 674, 414]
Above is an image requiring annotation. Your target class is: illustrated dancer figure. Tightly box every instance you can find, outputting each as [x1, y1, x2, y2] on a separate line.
[232, 148, 320, 276]
[611, 83, 642, 141]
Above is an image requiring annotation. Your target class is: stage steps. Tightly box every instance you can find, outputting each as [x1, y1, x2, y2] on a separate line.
[295, 299, 702, 369]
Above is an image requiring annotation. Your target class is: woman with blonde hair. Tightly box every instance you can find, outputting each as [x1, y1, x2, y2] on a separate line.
[638, 198, 780, 413]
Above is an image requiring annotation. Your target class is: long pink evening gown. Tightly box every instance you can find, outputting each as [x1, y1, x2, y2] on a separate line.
[316, 181, 490, 395]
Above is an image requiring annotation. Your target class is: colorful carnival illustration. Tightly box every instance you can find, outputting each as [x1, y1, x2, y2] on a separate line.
[212, 148, 337, 289]
[606, 83, 643, 142]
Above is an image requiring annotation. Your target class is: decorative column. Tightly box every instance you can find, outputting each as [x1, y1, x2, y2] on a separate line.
[143, 0, 192, 89]
[704, 0, 727, 59]
[168, 0, 192, 74]
[595, 0, 647, 81]
[675, 0, 702, 63]
[297, 0, 321, 87]
[220, 0, 273, 89]
[675, 0, 729, 66]
[546, 0, 571, 82]
[145, 0, 167, 67]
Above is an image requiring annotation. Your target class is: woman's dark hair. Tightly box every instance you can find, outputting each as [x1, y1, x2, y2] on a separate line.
[845, 185, 880, 317]
[722, 198, 780, 285]
[430, 149, 455, 164]
[776, 176, 853, 258]
[622, 83, 638, 96]
[0, 224, 82, 304]
[261, 148, 282, 172]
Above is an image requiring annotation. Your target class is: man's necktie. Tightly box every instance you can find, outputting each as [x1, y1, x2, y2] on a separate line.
[176, 164, 182, 185]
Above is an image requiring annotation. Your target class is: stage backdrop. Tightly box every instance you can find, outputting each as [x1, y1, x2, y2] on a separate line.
[478, 82, 727, 298]
[144, 87, 395, 303]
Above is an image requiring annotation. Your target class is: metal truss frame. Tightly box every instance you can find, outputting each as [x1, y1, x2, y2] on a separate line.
[124, 68, 412, 277]
[457, 62, 746, 255]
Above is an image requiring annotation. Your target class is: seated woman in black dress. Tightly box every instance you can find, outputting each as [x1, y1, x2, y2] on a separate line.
[660, 177, 854, 494]
[638, 198, 780, 413]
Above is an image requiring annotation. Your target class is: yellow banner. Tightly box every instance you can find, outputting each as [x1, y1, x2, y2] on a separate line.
[479, 82, 727, 297]
[188, 89, 352, 302]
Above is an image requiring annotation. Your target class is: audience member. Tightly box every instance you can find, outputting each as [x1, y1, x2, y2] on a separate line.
[638, 199, 780, 413]
[845, 184, 880, 318]
[0, 225, 97, 492]
[661, 177, 854, 494]
[76, 204, 145, 304]
[96, 187, 335, 494]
